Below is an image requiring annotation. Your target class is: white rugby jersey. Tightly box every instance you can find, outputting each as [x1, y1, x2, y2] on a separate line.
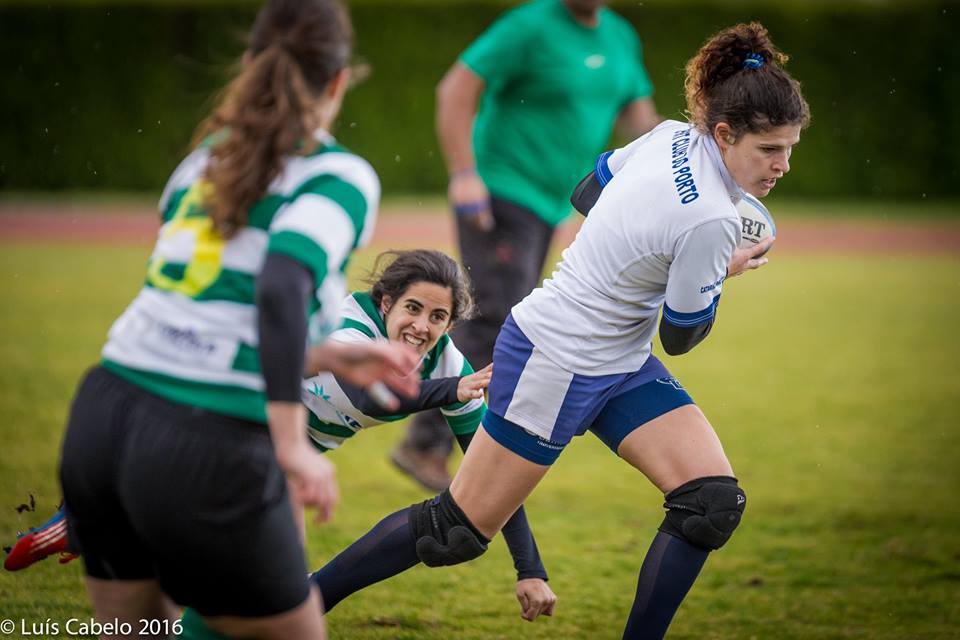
[511, 120, 743, 375]
[302, 292, 486, 450]
[102, 131, 379, 423]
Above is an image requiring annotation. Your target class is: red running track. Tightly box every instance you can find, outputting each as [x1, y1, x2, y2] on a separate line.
[2, 204, 959, 255]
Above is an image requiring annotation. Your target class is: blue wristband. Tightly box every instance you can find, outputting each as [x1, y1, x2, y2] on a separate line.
[454, 201, 489, 217]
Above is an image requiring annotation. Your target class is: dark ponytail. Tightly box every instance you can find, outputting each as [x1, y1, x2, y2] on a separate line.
[684, 22, 810, 139]
[194, 0, 352, 237]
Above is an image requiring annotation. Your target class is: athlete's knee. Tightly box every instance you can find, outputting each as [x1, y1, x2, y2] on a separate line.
[409, 489, 490, 567]
[658, 476, 746, 551]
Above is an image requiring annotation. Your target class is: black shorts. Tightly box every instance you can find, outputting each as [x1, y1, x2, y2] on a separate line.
[58, 366, 309, 617]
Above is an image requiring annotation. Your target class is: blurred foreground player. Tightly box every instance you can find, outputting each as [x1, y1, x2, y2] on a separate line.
[57, 1, 418, 638]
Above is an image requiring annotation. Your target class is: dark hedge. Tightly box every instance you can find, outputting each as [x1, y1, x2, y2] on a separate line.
[1, 1, 957, 197]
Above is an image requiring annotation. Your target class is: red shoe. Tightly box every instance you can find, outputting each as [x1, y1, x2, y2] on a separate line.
[4, 507, 70, 571]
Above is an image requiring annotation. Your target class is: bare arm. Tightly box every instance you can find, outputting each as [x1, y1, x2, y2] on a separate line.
[436, 62, 485, 173]
[436, 62, 494, 231]
[615, 97, 661, 140]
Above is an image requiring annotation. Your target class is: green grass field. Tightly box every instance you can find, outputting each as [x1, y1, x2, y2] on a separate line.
[1, 206, 959, 639]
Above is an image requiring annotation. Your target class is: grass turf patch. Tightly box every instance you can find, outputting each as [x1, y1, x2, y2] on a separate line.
[0, 242, 957, 639]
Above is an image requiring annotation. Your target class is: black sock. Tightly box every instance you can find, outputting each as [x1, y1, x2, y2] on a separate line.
[622, 531, 709, 640]
[310, 507, 420, 613]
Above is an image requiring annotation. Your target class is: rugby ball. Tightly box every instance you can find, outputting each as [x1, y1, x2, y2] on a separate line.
[736, 193, 776, 254]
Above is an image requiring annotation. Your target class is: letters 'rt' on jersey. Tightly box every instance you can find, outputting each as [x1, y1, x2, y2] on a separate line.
[102, 131, 379, 424]
[511, 120, 743, 376]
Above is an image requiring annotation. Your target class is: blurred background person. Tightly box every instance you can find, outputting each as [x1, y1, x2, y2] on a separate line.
[391, 0, 662, 491]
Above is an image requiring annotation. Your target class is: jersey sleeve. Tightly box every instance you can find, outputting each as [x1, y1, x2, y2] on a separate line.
[663, 218, 739, 328]
[595, 128, 658, 186]
[268, 171, 377, 285]
[269, 160, 380, 343]
[459, 8, 533, 84]
[580, 133, 651, 211]
[431, 340, 486, 436]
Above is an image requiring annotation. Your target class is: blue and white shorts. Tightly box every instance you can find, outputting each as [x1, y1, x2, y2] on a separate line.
[484, 315, 695, 465]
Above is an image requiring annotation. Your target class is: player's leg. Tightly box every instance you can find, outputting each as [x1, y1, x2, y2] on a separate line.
[391, 197, 553, 489]
[590, 372, 743, 640]
[618, 403, 734, 491]
[448, 425, 550, 538]
[60, 367, 179, 637]
[196, 587, 325, 640]
[310, 426, 550, 613]
[83, 578, 179, 638]
[617, 405, 740, 640]
[310, 506, 419, 612]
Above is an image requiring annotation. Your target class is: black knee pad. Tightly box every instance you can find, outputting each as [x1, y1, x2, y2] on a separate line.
[409, 489, 489, 567]
[658, 476, 745, 551]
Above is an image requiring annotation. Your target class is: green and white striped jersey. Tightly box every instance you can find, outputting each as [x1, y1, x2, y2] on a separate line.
[302, 292, 486, 451]
[102, 131, 379, 424]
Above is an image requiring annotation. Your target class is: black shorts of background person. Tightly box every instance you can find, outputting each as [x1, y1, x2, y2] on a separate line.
[390, 196, 553, 491]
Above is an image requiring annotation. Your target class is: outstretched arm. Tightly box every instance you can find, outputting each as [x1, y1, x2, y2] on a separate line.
[336, 375, 460, 416]
[437, 62, 494, 232]
[332, 363, 492, 415]
[454, 432, 556, 621]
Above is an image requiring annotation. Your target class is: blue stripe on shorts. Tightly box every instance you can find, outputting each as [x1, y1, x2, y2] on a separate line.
[484, 315, 694, 465]
[588, 376, 695, 453]
[486, 314, 535, 420]
[483, 411, 565, 466]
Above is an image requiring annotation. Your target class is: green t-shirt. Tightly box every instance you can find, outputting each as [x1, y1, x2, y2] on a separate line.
[461, 0, 653, 226]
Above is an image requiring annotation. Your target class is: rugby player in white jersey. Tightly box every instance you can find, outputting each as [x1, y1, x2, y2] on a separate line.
[292, 22, 810, 637]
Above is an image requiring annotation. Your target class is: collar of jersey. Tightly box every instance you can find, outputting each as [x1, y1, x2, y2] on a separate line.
[312, 128, 336, 147]
[701, 131, 746, 204]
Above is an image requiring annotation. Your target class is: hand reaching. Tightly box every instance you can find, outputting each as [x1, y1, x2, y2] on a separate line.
[457, 364, 492, 403]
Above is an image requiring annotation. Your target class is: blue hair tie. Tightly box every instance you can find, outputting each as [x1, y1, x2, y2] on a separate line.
[743, 53, 764, 70]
